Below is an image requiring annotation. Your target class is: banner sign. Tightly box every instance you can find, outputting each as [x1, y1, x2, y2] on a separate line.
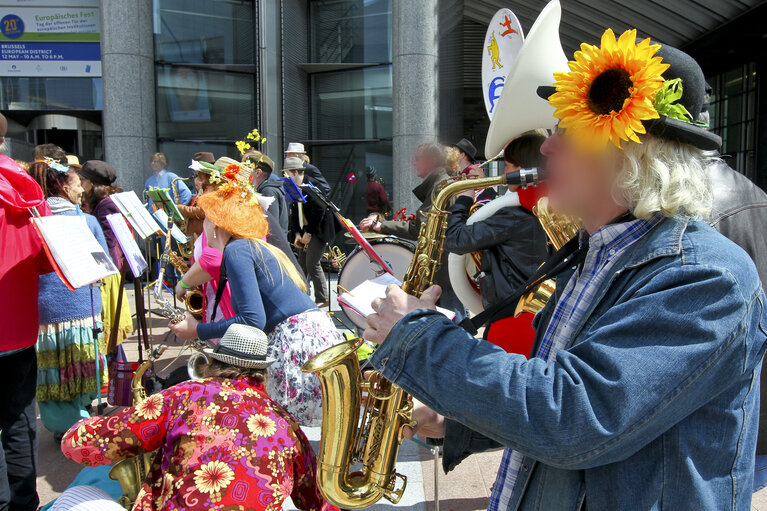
[0, 4, 101, 77]
[481, 9, 524, 120]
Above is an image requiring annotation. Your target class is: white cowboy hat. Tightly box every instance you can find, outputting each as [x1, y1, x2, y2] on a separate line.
[285, 142, 306, 154]
[203, 324, 274, 369]
[283, 156, 306, 171]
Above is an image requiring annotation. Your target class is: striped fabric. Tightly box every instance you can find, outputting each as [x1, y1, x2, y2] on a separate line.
[488, 215, 661, 511]
[51, 485, 124, 511]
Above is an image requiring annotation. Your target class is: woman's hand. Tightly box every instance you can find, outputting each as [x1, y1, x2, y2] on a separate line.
[403, 399, 446, 440]
[364, 285, 441, 344]
[168, 312, 198, 341]
[175, 280, 188, 301]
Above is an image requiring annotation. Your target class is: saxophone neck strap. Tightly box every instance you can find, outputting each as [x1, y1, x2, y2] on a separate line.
[459, 234, 587, 335]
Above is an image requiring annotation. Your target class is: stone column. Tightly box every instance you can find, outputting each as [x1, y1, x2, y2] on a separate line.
[259, 0, 283, 168]
[100, 0, 156, 195]
[392, 0, 439, 213]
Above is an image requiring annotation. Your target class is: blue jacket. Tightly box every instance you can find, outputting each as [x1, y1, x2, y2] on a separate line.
[144, 169, 193, 206]
[196, 239, 317, 339]
[38, 208, 109, 324]
[370, 216, 767, 510]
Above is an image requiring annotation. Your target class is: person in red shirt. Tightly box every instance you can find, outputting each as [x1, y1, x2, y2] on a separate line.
[365, 166, 390, 216]
[0, 120, 54, 511]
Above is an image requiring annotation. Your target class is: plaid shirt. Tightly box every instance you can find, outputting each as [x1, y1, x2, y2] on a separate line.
[488, 215, 661, 511]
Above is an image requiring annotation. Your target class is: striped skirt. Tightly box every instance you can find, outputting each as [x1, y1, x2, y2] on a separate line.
[36, 317, 107, 404]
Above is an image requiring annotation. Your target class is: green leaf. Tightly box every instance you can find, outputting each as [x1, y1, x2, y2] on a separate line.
[653, 78, 693, 123]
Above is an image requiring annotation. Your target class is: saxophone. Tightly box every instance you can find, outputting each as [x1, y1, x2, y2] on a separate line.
[303, 169, 542, 509]
[167, 251, 204, 318]
[514, 197, 581, 316]
[171, 177, 195, 259]
[108, 345, 167, 509]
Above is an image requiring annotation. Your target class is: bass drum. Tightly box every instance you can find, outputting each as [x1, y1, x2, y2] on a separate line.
[337, 237, 415, 330]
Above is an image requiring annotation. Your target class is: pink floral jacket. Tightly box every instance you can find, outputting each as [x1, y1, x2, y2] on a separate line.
[62, 377, 338, 511]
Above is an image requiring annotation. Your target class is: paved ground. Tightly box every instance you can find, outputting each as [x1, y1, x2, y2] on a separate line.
[34, 280, 767, 510]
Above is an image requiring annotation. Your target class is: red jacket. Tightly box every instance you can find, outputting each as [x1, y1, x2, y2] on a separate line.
[0, 155, 53, 351]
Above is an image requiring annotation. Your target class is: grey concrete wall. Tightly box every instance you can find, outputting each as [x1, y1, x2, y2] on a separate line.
[100, 0, 156, 197]
[259, 0, 283, 168]
[392, 0, 439, 214]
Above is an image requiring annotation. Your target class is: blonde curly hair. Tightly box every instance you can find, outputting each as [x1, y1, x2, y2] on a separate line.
[616, 135, 715, 219]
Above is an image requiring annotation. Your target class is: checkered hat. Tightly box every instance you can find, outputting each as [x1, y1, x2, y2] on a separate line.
[203, 324, 274, 369]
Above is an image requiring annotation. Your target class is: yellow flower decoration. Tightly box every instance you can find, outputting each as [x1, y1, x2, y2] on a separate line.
[247, 414, 277, 438]
[193, 460, 235, 495]
[549, 28, 669, 149]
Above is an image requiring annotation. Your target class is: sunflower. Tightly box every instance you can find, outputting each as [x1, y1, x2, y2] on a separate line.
[549, 28, 669, 149]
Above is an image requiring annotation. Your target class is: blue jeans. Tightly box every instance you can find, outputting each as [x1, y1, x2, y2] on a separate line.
[0, 347, 39, 511]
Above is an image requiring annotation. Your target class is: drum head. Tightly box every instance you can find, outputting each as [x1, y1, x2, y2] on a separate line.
[337, 238, 415, 329]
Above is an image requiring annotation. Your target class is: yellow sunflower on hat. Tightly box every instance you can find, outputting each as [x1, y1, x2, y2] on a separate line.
[549, 28, 669, 149]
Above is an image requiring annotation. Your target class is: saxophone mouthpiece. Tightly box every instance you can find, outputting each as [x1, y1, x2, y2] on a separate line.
[504, 167, 544, 189]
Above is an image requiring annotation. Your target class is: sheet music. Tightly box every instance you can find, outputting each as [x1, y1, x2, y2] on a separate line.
[33, 215, 118, 289]
[111, 191, 160, 239]
[152, 209, 189, 244]
[106, 213, 147, 278]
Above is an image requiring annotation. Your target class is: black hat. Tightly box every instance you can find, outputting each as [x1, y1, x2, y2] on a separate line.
[538, 43, 721, 151]
[453, 138, 478, 162]
[79, 160, 117, 186]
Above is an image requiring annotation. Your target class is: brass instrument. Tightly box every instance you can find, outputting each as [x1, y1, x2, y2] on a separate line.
[167, 250, 204, 318]
[109, 345, 166, 509]
[154, 216, 186, 324]
[303, 170, 539, 509]
[514, 197, 581, 317]
[323, 246, 347, 268]
[171, 177, 194, 259]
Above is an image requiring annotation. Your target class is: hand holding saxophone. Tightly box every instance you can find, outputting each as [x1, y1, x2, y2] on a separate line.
[364, 284, 442, 344]
[168, 311, 198, 340]
[402, 399, 446, 440]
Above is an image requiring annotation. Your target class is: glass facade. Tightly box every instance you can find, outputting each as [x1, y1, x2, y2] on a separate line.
[308, 0, 393, 222]
[0, 77, 102, 111]
[708, 63, 758, 181]
[153, 0, 258, 172]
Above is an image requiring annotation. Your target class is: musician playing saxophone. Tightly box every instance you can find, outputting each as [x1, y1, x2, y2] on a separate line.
[444, 132, 549, 356]
[363, 39, 767, 510]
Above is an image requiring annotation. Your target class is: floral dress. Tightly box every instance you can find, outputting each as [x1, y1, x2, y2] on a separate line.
[61, 377, 338, 511]
[266, 309, 344, 427]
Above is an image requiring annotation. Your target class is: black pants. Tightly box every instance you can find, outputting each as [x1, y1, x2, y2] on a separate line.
[0, 347, 38, 511]
[299, 237, 329, 303]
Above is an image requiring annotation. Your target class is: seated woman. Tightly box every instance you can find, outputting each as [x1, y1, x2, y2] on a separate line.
[60, 323, 337, 511]
[170, 178, 343, 426]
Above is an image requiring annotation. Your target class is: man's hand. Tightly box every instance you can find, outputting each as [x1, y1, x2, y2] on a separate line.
[364, 285, 441, 344]
[359, 214, 381, 232]
[403, 399, 446, 440]
[168, 312, 199, 341]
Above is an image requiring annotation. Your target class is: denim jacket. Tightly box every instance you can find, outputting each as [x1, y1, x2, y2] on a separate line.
[370, 217, 767, 510]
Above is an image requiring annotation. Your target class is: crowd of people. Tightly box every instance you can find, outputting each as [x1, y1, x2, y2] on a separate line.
[1, 13, 767, 511]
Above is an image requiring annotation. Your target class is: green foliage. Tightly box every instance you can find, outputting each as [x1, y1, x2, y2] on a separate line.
[653, 78, 693, 123]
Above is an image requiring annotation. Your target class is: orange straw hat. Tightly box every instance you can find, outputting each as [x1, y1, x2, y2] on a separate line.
[197, 176, 273, 240]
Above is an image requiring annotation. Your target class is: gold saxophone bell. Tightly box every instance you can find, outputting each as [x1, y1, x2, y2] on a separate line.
[184, 290, 204, 318]
[109, 345, 166, 509]
[302, 339, 412, 509]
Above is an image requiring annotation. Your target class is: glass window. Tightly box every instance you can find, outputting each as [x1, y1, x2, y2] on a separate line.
[310, 0, 392, 63]
[708, 62, 757, 181]
[158, 140, 242, 179]
[154, 0, 255, 65]
[156, 65, 255, 140]
[0, 77, 102, 110]
[308, 141, 393, 223]
[310, 65, 392, 140]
